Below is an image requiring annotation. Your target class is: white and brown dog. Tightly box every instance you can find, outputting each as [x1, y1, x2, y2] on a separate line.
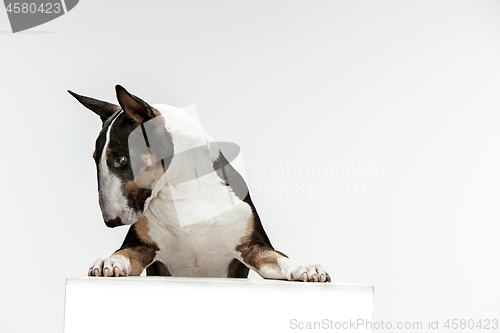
[69, 85, 330, 282]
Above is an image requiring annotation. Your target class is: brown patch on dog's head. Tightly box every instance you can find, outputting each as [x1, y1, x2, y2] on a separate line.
[121, 180, 153, 213]
[133, 152, 168, 190]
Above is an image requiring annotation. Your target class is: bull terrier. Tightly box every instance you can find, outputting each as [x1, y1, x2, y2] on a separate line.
[69, 85, 330, 282]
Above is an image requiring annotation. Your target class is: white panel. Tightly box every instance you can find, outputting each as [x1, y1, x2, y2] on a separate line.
[64, 277, 373, 333]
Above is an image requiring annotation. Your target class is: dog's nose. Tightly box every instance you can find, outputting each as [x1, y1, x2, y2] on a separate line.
[105, 217, 123, 228]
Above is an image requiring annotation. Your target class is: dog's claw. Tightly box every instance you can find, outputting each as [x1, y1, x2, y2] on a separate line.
[89, 255, 130, 278]
[281, 261, 330, 283]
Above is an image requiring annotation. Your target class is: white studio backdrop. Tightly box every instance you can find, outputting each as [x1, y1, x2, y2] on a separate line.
[1, 1, 499, 332]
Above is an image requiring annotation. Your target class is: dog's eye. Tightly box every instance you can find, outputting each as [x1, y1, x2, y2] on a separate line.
[114, 157, 127, 168]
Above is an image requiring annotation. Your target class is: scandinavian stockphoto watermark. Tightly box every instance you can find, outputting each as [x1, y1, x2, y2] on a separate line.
[126, 105, 377, 226]
[3, 0, 79, 33]
[249, 161, 378, 198]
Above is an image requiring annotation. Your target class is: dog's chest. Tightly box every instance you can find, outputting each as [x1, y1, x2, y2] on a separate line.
[143, 194, 252, 277]
[153, 224, 243, 277]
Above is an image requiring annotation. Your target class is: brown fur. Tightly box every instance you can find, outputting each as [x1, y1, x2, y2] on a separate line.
[122, 181, 147, 202]
[134, 216, 155, 245]
[132, 155, 165, 189]
[112, 249, 142, 275]
[237, 216, 255, 245]
[237, 215, 285, 270]
[113, 216, 159, 275]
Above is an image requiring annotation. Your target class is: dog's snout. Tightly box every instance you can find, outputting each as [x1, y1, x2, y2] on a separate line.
[105, 217, 124, 228]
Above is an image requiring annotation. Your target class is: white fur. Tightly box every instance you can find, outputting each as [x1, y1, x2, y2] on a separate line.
[98, 113, 140, 225]
[140, 104, 253, 277]
[257, 257, 329, 282]
[144, 199, 251, 277]
[89, 254, 131, 277]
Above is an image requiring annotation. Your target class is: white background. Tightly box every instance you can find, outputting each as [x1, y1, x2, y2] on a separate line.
[1, 1, 499, 332]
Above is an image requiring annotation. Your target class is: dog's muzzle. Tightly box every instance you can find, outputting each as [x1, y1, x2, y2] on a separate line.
[105, 217, 124, 228]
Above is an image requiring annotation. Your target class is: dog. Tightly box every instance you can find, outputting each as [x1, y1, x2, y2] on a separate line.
[69, 85, 330, 282]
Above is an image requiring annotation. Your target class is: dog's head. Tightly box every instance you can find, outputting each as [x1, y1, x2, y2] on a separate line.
[69, 85, 173, 228]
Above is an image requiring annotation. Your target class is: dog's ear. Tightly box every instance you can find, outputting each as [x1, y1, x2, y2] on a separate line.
[68, 90, 121, 122]
[115, 85, 157, 123]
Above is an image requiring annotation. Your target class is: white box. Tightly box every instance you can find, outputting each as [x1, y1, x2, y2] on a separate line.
[64, 277, 373, 333]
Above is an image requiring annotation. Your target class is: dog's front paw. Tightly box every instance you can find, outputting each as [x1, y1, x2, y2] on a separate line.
[279, 258, 331, 282]
[88, 254, 131, 277]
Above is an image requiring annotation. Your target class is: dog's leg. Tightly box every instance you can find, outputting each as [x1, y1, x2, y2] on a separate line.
[146, 261, 171, 276]
[237, 243, 330, 282]
[227, 258, 250, 278]
[88, 217, 158, 277]
[235, 208, 331, 282]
